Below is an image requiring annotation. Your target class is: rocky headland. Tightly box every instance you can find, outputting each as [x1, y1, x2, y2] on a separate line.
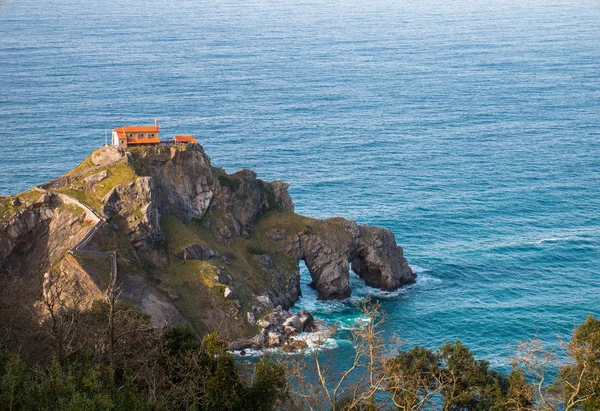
[0, 144, 415, 348]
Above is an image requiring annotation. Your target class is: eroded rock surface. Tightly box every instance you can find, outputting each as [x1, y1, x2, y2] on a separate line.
[0, 192, 100, 310]
[285, 218, 416, 300]
[1, 144, 415, 342]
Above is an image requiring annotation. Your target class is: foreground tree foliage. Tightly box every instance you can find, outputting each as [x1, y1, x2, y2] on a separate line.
[0, 286, 288, 410]
[386, 341, 535, 410]
[0, 289, 598, 410]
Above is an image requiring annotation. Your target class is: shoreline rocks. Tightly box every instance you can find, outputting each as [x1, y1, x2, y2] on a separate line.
[229, 307, 318, 351]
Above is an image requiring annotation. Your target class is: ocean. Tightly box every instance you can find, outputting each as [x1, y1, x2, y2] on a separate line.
[1, 0, 599, 370]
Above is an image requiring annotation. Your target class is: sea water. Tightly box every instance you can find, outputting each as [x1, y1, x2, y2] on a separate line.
[1, 0, 599, 371]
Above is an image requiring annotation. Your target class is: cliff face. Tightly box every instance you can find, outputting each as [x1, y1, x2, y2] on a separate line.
[0, 144, 415, 340]
[0, 191, 103, 311]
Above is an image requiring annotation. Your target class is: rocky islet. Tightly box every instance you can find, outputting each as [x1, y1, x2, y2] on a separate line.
[0, 144, 415, 347]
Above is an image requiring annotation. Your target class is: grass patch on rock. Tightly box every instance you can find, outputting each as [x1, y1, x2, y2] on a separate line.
[0, 189, 44, 221]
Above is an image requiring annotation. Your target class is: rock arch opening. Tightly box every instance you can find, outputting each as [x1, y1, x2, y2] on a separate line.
[295, 223, 416, 300]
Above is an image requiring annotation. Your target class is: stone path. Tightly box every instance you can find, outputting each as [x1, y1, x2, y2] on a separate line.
[34, 184, 117, 290]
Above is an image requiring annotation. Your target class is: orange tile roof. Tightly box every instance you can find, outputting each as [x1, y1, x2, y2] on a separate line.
[113, 125, 159, 133]
[174, 135, 198, 143]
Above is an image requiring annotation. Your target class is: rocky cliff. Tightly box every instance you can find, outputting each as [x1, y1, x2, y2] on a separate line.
[0, 144, 415, 341]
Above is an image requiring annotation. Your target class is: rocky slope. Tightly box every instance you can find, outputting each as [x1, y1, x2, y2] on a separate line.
[0, 144, 415, 342]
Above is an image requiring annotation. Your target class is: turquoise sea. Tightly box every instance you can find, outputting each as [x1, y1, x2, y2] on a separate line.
[1, 0, 599, 370]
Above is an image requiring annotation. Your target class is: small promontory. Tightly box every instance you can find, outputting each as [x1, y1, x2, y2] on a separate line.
[0, 144, 415, 341]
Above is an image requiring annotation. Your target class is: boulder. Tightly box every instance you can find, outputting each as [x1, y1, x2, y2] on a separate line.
[175, 244, 218, 261]
[224, 287, 235, 300]
[255, 295, 273, 307]
[283, 315, 303, 332]
[91, 145, 125, 167]
[298, 310, 317, 332]
[290, 339, 308, 350]
[256, 319, 271, 329]
[281, 344, 295, 353]
[267, 332, 281, 347]
[284, 326, 297, 336]
[84, 170, 108, 186]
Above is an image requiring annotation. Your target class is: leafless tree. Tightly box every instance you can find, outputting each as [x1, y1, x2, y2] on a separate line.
[286, 299, 393, 411]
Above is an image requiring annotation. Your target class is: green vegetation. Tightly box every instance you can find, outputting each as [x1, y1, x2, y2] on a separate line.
[1, 280, 599, 410]
[57, 202, 87, 219]
[66, 153, 94, 175]
[157, 210, 365, 338]
[54, 162, 139, 214]
[0, 300, 288, 410]
[217, 174, 241, 191]
[159, 216, 259, 337]
[287, 304, 600, 411]
[0, 189, 43, 221]
[93, 164, 138, 200]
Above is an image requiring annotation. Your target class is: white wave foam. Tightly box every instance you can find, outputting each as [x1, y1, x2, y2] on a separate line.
[290, 330, 344, 351]
[231, 332, 345, 358]
[535, 236, 594, 245]
[415, 273, 442, 286]
[410, 264, 430, 273]
[483, 235, 596, 252]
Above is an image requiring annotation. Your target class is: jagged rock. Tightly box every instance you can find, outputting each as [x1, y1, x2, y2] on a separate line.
[255, 295, 273, 307]
[141, 146, 217, 224]
[289, 339, 308, 350]
[101, 176, 162, 253]
[91, 145, 125, 167]
[246, 312, 256, 325]
[3, 144, 414, 346]
[208, 169, 295, 242]
[281, 340, 311, 352]
[265, 228, 287, 243]
[283, 316, 303, 332]
[229, 307, 318, 350]
[84, 170, 108, 186]
[289, 218, 416, 300]
[268, 180, 294, 212]
[175, 244, 218, 261]
[298, 310, 316, 332]
[256, 319, 270, 328]
[281, 344, 294, 353]
[224, 287, 234, 299]
[267, 332, 281, 347]
[284, 326, 297, 336]
[0, 195, 100, 313]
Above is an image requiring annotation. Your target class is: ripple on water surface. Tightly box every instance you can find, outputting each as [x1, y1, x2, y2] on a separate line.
[1, 0, 599, 370]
